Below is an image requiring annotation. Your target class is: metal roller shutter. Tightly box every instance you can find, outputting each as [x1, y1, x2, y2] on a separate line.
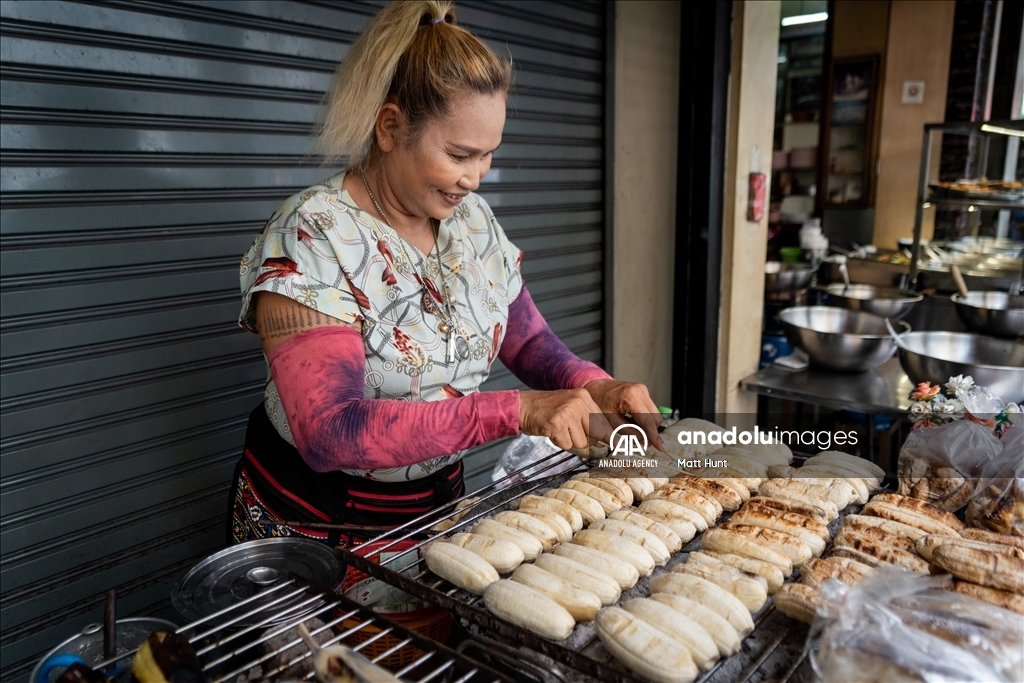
[0, 1, 607, 677]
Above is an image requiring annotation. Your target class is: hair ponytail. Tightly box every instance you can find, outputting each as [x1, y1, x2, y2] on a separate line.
[318, 0, 511, 168]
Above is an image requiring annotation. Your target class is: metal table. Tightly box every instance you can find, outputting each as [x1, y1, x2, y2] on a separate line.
[741, 357, 914, 463]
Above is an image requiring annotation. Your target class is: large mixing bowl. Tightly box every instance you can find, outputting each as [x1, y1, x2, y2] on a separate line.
[780, 306, 910, 372]
[820, 283, 923, 319]
[951, 292, 1024, 338]
[897, 331, 1024, 403]
[765, 262, 816, 293]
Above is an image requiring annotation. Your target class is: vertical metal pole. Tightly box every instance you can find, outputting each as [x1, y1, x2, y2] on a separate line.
[908, 128, 932, 289]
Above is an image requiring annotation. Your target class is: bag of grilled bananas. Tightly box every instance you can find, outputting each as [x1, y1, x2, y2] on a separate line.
[897, 420, 1002, 512]
[809, 566, 1023, 682]
[965, 429, 1024, 537]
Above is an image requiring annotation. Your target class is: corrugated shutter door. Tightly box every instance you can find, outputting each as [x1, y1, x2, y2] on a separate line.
[0, 1, 605, 677]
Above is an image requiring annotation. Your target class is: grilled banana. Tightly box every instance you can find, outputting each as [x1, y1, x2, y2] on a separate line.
[870, 493, 964, 530]
[626, 509, 698, 543]
[518, 494, 584, 533]
[792, 466, 870, 504]
[685, 551, 770, 592]
[722, 442, 793, 467]
[755, 480, 840, 520]
[646, 484, 723, 520]
[571, 530, 656, 576]
[832, 527, 929, 573]
[746, 496, 830, 525]
[553, 542, 640, 589]
[649, 573, 754, 634]
[729, 506, 827, 554]
[666, 476, 743, 511]
[672, 561, 767, 612]
[607, 509, 683, 552]
[807, 450, 885, 480]
[511, 564, 601, 622]
[842, 514, 929, 542]
[589, 519, 671, 565]
[594, 607, 699, 683]
[622, 598, 719, 671]
[697, 550, 785, 594]
[701, 528, 793, 574]
[914, 534, 1021, 562]
[650, 593, 741, 657]
[544, 488, 605, 525]
[534, 553, 621, 605]
[953, 581, 1024, 614]
[861, 501, 960, 537]
[519, 509, 572, 543]
[572, 474, 633, 505]
[717, 523, 813, 567]
[492, 511, 558, 550]
[483, 580, 575, 640]
[471, 519, 544, 561]
[958, 527, 1024, 550]
[638, 499, 708, 531]
[447, 533, 524, 574]
[799, 557, 872, 589]
[773, 583, 824, 624]
[423, 541, 499, 594]
[562, 480, 624, 514]
[930, 544, 1024, 594]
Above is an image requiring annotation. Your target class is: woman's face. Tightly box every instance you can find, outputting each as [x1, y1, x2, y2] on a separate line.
[382, 91, 506, 221]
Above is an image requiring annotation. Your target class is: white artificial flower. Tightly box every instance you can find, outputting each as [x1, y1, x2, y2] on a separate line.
[945, 374, 974, 394]
[910, 401, 929, 416]
[940, 400, 961, 414]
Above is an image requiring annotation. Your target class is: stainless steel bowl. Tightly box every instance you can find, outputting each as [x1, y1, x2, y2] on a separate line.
[765, 262, 816, 293]
[897, 331, 1024, 403]
[780, 306, 910, 372]
[820, 283, 923, 319]
[951, 291, 1024, 338]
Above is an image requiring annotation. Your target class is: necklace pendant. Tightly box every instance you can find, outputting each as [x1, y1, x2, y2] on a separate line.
[446, 332, 455, 363]
[455, 334, 470, 361]
[422, 290, 437, 315]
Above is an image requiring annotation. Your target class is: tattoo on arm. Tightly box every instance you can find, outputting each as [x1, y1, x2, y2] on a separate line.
[257, 297, 352, 345]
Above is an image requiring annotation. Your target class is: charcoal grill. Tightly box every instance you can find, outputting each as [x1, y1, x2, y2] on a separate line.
[334, 449, 849, 683]
[80, 576, 516, 683]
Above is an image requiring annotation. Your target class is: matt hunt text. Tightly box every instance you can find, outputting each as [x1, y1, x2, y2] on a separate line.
[677, 459, 729, 469]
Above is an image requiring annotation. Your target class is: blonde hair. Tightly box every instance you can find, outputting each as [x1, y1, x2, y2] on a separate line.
[319, 0, 511, 167]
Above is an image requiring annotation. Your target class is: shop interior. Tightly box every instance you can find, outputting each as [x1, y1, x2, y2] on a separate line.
[1, 1, 1022, 682]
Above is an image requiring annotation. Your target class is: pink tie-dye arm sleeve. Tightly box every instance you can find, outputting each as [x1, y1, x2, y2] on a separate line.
[498, 287, 612, 391]
[268, 327, 520, 472]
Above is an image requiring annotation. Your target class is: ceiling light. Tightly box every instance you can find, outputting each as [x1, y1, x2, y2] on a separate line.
[781, 12, 828, 27]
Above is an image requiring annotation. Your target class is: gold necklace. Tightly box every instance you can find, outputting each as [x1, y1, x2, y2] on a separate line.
[360, 170, 467, 364]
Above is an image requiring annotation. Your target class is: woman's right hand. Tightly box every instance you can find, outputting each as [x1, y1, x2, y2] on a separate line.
[518, 389, 613, 451]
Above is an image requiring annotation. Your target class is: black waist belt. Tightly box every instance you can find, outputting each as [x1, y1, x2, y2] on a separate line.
[241, 404, 465, 539]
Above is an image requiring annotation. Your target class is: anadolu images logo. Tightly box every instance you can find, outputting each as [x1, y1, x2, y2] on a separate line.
[609, 423, 648, 457]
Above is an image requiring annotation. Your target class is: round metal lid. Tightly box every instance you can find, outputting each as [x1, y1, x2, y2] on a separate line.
[172, 537, 342, 626]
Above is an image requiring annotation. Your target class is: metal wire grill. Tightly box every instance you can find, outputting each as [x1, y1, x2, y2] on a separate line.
[336, 449, 849, 683]
[87, 578, 513, 683]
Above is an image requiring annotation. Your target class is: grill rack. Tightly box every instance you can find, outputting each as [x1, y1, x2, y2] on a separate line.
[336, 449, 855, 683]
[85, 577, 515, 683]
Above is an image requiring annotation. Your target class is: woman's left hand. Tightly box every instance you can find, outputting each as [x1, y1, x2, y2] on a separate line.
[582, 379, 666, 451]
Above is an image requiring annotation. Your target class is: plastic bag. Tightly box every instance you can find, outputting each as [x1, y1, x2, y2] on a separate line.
[897, 420, 1002, 511]
[491, 434, 578, 488]
[810, 566, 1024, 682]
[965, 428, 1024, 536]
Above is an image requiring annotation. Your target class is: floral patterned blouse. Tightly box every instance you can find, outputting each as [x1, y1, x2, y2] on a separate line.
[239, 171, 523, 482]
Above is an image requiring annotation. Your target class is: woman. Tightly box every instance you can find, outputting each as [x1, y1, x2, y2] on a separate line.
[231, 0, 664, 545]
